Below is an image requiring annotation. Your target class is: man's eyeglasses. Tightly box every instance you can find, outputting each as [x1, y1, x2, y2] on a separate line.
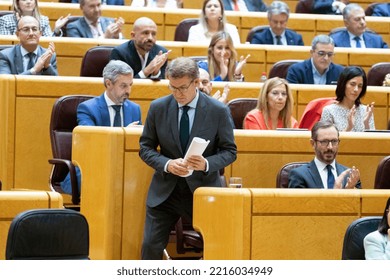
[315, 51, 335, 58]
[314, 139, 340, 147]
[168, 79, 194, 94]
[18, 27, 40, 34]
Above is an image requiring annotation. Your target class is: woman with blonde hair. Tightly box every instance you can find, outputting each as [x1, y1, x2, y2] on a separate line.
[244, 77, 298, 130]
[188, 0, 240, 45]
[0, 0, 69, 36]
[198, 31, 249, 82]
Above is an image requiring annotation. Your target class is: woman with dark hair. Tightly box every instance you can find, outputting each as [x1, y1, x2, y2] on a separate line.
[244, 77, 298, 130]
[198, 31, 249, 82]
[364, 197, 390, 260]
[320, 66, 375, 131]
[0, 0, 69, 37]
[188, 0, 240, 45]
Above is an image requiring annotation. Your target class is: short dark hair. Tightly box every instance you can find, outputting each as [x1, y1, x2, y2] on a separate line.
[166, 57, 199, 80]
[335, 66, 367, 107]
[311, 121, 339, 140]
[378, 197, 390, 235]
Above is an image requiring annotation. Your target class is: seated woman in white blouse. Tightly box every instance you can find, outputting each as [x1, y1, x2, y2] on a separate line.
[188, 0, 241, 46]
[320, 66, 375, 132]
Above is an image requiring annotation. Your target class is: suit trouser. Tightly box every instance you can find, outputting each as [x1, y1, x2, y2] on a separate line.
[141, 178, 193, 260]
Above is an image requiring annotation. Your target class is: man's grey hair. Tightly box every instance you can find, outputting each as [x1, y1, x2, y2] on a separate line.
[103, 60, 134, 84]
[267, 1, 290, 19]
[311, 34, 335, 50]
[166, 57, 199, 80]
[342, 3, 363, 20]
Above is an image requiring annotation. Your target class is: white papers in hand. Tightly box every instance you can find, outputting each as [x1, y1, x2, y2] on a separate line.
[180, 137, 210, 177]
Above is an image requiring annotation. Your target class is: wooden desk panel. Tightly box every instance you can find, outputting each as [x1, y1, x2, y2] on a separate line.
[193, 188, 390, 260]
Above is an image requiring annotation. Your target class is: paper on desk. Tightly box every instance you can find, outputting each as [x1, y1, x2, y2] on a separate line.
[180, 137, 210, 177]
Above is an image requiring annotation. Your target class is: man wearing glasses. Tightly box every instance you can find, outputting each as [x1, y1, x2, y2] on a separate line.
[286, 35, 343, 85]
[288, 121, 361, 189]
[139, 57, 237, 259]
[0, 16, 57, 75]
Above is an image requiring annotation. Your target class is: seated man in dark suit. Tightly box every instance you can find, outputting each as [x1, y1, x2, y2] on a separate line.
[312, 0, 349, 15]
[110, 17, 170, 80]
[372, 3, 390, 17]
[0, 16, 58, 75]
[66, 0, 124, 39]
[330, 3, 388, 48]
[60, 60, 142, 194]
[223, 0, 267, 12]
[288, 121, 361, 189]
[286, 35, 344, 85]
[251, 1, 304, 46]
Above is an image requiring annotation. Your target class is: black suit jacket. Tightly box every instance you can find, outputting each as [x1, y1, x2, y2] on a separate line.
[139, 92, 237, 207]
[251, 28, 304, 46]
[110, 40, 168, 79]
[286, 58, 344, 85]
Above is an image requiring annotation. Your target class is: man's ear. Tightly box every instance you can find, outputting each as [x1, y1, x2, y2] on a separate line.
[310, 138, 315, 149]
[130, 31, 135, 39]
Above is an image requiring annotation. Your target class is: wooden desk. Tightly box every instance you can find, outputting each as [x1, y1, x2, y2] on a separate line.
[0, 191, 63, 260]
[0, 75, 389, 197]
[193, 187, 390, 259]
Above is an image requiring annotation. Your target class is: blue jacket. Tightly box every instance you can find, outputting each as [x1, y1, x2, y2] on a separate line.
[372, 4, 390, 17]
[60, 94, 141, 194]
[66, 17, 116, 38]
[251, 28, 304, 46]
[222, 0, 267, 11]
[330, 30, 388, 48]
[286, 59, 344, 85]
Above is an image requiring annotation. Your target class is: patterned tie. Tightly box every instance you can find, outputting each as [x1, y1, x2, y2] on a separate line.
[112, 105, 122, 127]
[326, 165, 335, 189]
[27, 52, 35, 71]
[354, 36, 361, 48]
[180, 106, 190, 152]
[275, 35, 282, 45]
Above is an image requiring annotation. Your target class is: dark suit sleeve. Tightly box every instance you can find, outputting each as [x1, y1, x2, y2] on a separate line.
[297, 34, 304, 46]
[288, 168, 307, 188]
[286, 64, 301, 84]
[66, 22, 83, 38]
[250, 33, 263, 45]
[77, 102, 98, 126]
[0, 52, 12, 74]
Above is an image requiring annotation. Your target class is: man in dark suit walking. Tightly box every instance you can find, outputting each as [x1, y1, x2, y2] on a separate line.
[66, 0, 124, 39]
[288, 121, 361, 189]
[0, 16, 57, 75]
[286, 35, 344, 85]
[139, 57, 237, 259]
[110, 17, 170, 80]
[330, 3, 388, 48]
[251, 1, 304, 46]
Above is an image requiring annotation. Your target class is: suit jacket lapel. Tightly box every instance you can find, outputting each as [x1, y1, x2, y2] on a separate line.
[80, 18, 93, 38]
[308, 160, 324, 188]
[15, 45, 24, 74]
[98, 94, 111, 126]
[168, 96, 181, 152]
[305, 60, 315, 84]
[189, 92, 207, 142]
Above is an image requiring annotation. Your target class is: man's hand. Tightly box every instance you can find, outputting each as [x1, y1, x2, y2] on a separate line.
[167, 158, 189, 176]
[54, 13, 71, 34]
[104, 17, 124, 39]
[212, 84, 230, 104]
[143, 50, 171, 77]
[334, 166, 360, 189]
[186, 155, 206, 172]
[32, 42, 55, 73]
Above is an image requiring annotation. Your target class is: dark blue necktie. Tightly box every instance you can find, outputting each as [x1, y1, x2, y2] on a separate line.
[275, 35, 282, 45]
[354, 36, 361, 48]
[180, 106, 190, 152]
[27, 52, 35, 71]
[327, 165, 335, 189]
[112, 105, 122, 127]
